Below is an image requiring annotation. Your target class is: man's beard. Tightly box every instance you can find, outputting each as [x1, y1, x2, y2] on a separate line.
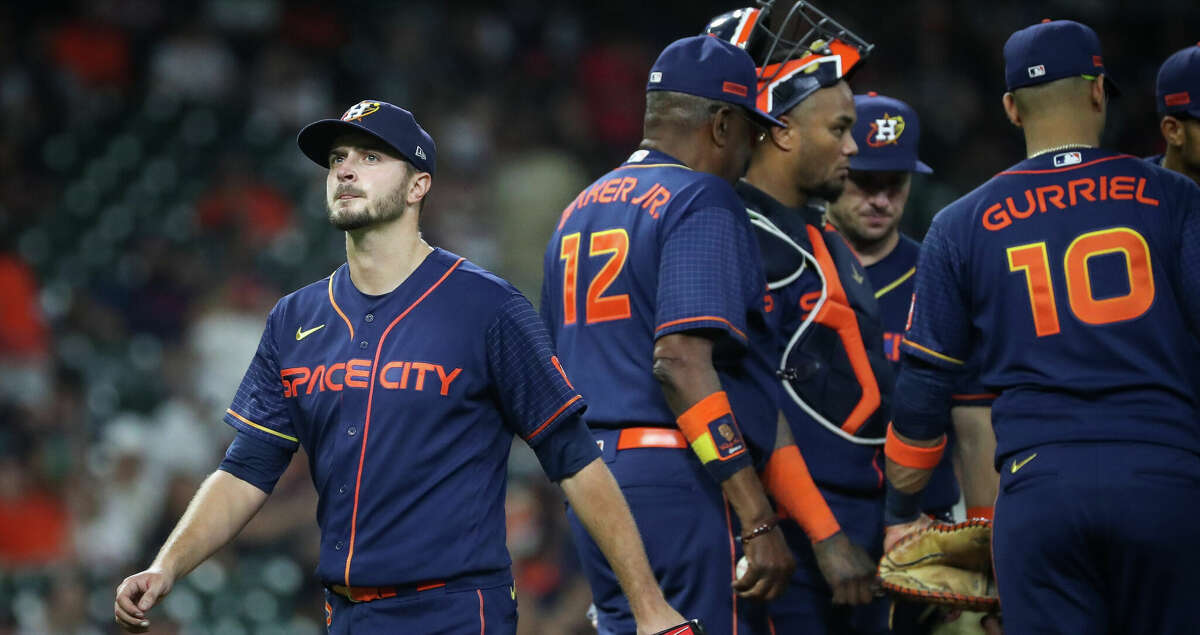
[327, 182, 407, 231]
[805, 179, 846, 204]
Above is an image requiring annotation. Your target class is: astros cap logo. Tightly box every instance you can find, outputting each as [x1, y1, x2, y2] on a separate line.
[867, 114, 906, 147]
[341, 101, 381, 122]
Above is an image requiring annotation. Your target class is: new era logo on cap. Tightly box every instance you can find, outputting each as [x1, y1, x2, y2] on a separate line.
[415, 146, 427, 160]
[1028, 65, 1046, 78]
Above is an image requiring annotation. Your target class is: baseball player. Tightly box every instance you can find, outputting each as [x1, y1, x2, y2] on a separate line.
[884, 19, 1200, 634]
[1150, 43, 1200, 185]
[827, 91, 999, 634]
[114, 100, 692, 634]
[541, 35, 801, 635]
[706, 5, 897, 632]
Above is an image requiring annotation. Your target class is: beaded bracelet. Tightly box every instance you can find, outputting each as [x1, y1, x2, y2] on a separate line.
[740, 517, 780, 543]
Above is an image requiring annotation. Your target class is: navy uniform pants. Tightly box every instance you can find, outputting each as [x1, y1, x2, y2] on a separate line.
[994, 441, 1200, 634]
[768, 487, 889, 634]
[324, 578, 516, 634]
[567, 428, 770, 635]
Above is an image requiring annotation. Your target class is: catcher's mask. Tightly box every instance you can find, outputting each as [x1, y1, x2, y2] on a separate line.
[704, 1, 874, 119]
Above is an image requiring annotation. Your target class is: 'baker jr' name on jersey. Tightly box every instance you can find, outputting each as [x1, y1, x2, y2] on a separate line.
[280, 360, 463, 398]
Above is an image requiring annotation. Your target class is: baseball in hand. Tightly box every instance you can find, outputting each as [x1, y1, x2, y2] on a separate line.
[736, 556, 749, 581]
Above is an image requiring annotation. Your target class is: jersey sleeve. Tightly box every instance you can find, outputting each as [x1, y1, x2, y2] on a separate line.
[901, 215, 972, 369]
[1177, 181, 1200, 336]
[223, 307, 301, 451]
[655, 204, 753, 346]
[487, 293, 587, 444]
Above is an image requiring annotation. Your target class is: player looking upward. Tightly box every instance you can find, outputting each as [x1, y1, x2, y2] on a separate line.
[884, 19, 1200, 634]
[114, 100, 690, 634]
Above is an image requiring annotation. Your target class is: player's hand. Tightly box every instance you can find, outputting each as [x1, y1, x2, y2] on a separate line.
[633, 605, 690, 635]
[882, 513, 934, 553]
[732, 526, 794, 601]
[114, 568, 174, 633]
[811, 530, 876, 605]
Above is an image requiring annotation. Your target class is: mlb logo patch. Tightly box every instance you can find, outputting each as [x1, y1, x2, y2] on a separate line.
[649, 71, 662, 83]
[1053, 151, 1082, 167]
[1027, 65, 1046, 79]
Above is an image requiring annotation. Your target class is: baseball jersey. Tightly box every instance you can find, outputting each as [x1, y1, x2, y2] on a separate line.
[738, 181, 891, 494]
[223, 248, 588, 588]
[903, 148, 1200, 462]
[540, 148, 777, 454]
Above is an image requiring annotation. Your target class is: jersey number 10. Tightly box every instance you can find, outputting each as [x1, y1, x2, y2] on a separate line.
[560, 230, 632, 325]
[1006, 227, 1154, 337]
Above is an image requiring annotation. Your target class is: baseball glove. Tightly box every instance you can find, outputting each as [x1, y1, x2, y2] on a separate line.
[876, 519, 999, 612]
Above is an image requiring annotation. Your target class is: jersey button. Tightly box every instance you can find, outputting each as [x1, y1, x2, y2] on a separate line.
[338, 485, 346, 495]
[359, 340, 369, 349]
[335, 541, 343, 551]
[348, 426, 357, 436]
[364, 313, 374, 323]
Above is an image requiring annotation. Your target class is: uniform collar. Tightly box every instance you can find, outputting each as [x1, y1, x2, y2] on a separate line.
[735, 179, 825, 234]
[621, 148, 690, 168]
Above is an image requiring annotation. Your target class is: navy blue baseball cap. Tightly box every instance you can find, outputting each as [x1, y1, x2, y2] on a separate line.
[298, 100, 436, 175]
[647, 35, 784, 128]
[1003, 20, 1120, 97]
[1157, 43, 1200, 118]
[849, 92, 932, 174]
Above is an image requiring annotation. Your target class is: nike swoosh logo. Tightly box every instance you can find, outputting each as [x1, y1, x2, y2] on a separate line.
[296, 324, 326, 340]
[1011, 452, 1037, 473]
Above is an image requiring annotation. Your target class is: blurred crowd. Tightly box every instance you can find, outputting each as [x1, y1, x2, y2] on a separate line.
[0, 1, 1194, 633]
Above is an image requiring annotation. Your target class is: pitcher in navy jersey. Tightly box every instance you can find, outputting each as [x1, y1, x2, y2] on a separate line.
[828, 91, 1000, 634]
[541, 35, 798, 635]
[1149, 43, 1200, 185]
[884, 20, 1200, 634]
[114, 100, 691, 634]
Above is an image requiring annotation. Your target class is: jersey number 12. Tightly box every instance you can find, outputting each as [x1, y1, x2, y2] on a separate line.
[1006, 226, 1154, 337]
[560, 230, 632, 325]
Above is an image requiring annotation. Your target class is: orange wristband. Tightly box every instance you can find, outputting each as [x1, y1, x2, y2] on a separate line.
[676, 391, 733, 442]
[675, 391, 749, 482]
[761, 445, 840, 542]
[884, 423, 947, 470]
[966, 506, 994, 521]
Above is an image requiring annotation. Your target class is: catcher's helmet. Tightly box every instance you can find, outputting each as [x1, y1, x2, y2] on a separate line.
[704, 1, 874, 118]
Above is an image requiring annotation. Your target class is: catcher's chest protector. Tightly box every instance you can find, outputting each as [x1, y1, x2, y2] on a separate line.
[750, 203, 894, 444]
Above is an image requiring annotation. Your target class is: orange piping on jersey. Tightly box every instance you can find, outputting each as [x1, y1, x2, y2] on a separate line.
[477, 589, 485, 634]
[724, 494, 738, 635]
[655, 315, 747, 341]
[615, 163, 694, 171]
[344, 257, 464, 587]
[951, 393, 998, 401]
[998, 153, 1131, 175]
[900, 337, 965, 365]
[226, 408, 299, 443]
[524, 395, 582, 443]
[806, 225, 881, 436]
[328, 273, 355, 341]
[416, 581, 445, 592]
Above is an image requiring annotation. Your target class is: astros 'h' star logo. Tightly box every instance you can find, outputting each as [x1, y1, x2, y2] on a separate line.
[867, 114, 906, 147]
[342, 101, 381, 122]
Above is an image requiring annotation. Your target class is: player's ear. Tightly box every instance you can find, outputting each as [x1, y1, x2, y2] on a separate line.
[1001, 92, 1022, 128]
[407, 171, 432, 206]
[1090, 75, 1107, 112]
[768, 115, 795, 151]
[710, 105, 734, 148]
[1161, 116, 1184, 148]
